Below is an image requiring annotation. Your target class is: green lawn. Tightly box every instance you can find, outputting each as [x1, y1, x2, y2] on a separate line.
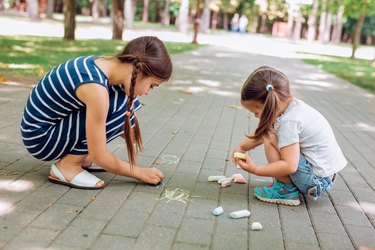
[0, 35, 199, 83]
[302, 54, 375, 94]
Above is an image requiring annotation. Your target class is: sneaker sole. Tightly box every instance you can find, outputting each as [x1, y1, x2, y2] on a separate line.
[254, 193, 300, 206]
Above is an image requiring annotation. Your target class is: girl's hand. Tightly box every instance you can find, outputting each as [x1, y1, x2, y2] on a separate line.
[134, 167, 164, 185]
[237, 154, 257, 174]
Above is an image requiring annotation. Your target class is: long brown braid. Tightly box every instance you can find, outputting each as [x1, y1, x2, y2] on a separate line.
[116, 36, 172, 168]
[241, 66, 291, 141]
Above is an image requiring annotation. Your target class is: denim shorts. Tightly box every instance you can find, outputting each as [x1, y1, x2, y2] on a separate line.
[290, 154, 336, 200]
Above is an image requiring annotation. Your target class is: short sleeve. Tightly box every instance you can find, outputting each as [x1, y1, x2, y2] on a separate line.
[276, 121, 300, 148]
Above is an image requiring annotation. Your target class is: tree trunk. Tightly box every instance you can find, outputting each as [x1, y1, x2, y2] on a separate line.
[124, 0, 133, 29]
[192, 0, 202, 44]
[63, 0, 75, 40]
[331, 5, 344, 44]
[318, 0, 327, 43]
[259, 13, 267, 33]
[177, 0, 189, 33]
[91, 0, 100, 21]
[46, 0, 54, 19]
[223, 12, 229, 30]
[211, 10, 218, 32]
[287, 5, 294, 38]
[292, 10, 302, 40]
[251, 15, 258, 33]
[99, 0, 107, 17]
[351, 1, 367, 58]
[162, 0, 170, 26]
[307, 0, 319, 42]
[323, 12, 332, 43]
[27, 0, 39, 20]
[142, 0, 149, 22]
[111, 0, 124, 40]
[200, 0, 210, 33]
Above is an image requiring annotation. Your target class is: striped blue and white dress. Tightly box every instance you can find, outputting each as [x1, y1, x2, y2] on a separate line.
[20, 56, 141, 161]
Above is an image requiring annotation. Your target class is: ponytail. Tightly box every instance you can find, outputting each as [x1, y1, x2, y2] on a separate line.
[123, 59, 143, 168]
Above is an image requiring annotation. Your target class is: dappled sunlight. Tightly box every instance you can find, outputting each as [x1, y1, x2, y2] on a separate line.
[0, 199, 14, 216]
[345, 122, 375, 133]
[0, 180, 34, 192]
[210, 89, 238, 97]
[349, 201, 375, 216]
[294, 79, 337, 88]
[0, 62, 38, 70]
[302, 73, 330, 81]
[12, 45, 34, 54]
[197, 79, 221, 87]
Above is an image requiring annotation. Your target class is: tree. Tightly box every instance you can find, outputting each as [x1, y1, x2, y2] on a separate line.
[162, 0, 171, 26]
[63, 0, 76, 40]
[124, 0, 134, 29]
[177, 0, 189, 33]
[331, 4, 344, 44]
[46, 0, 54, 19]
[200, 0, 210, 33]
[111, 0, 124, 40]
[351, 0, 367, 58]
[307, 0, 319, 41]
[192, 0, 202, 44]
[142, 0, 149, 22]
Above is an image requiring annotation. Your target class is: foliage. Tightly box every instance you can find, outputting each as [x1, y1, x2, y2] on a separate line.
[0, 35, 199, 80]
[302, 54, 375, 93]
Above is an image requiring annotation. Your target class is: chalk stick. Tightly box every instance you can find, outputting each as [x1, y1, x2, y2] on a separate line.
[213, 206, 224, 216]
[234, 152, 246, 160]
[230, 209, 251, 219]
[208, 175, 226, 182]
[217, 177, 232, 184]
[251, 222, 263, 230]
[221, 180, 232, 187]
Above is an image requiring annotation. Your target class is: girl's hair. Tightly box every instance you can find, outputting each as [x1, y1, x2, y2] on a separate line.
[241, 66, 291, 141]
[115, 36, 172, 167]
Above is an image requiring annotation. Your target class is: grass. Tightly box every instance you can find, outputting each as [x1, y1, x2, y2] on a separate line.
[302, 54, 375, 93]
[0, 35, 199, 83]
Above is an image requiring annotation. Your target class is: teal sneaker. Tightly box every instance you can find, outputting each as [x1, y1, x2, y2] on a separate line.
[254, 180, 301, 206]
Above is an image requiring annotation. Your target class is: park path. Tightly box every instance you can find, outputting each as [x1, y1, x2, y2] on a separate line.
[0, 43, 375, 249]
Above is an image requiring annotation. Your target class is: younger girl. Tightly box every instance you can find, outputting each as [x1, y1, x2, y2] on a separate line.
[20, 36, 172, 189]
[233, 66, 347, 206]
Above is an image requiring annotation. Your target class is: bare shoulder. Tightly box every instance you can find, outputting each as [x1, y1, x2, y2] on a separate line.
[76, 83, 108, 105]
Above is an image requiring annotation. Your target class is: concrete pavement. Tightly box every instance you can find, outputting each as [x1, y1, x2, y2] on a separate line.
[0, 43, 375, 249]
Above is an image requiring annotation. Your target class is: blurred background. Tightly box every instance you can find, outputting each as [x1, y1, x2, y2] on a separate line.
[0, 0, 374, 92]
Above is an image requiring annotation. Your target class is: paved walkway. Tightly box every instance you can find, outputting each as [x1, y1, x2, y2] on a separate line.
[0, 45, 375, 250]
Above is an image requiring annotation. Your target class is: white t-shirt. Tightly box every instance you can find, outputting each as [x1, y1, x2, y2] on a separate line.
[274, 97, 347, 177]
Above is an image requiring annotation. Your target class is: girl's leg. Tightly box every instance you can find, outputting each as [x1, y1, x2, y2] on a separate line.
[264, 133, 292, 184]
[50, 154, 105, 188]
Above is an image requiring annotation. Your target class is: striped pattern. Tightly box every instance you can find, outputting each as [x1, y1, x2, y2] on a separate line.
[20, 56, 141, 161]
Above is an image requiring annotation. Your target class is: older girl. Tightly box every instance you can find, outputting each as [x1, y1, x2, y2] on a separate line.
[20, 36, 172, 189]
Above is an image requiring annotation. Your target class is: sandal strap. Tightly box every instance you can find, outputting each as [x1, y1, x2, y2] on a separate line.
[51, 164, 67, 182]
[70, 170, 102, 187]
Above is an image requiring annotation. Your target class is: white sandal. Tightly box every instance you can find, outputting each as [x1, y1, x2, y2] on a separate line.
[48, 164, 105, 190]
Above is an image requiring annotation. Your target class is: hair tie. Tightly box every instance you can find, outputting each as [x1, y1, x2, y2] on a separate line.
[125, 111, 131, 116]
[266, 84, 274, 92]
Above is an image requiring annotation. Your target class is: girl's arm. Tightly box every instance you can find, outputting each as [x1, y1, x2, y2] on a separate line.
[238, 142, 300, 177]
[76, 83, 162, 184]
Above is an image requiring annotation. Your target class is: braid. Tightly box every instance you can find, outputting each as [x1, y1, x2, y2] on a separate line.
[123, 59, 143, 168]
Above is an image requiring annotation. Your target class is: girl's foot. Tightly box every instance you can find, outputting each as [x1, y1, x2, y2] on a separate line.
[49, 160, 105, 188]
[254, 179, 300, 206]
